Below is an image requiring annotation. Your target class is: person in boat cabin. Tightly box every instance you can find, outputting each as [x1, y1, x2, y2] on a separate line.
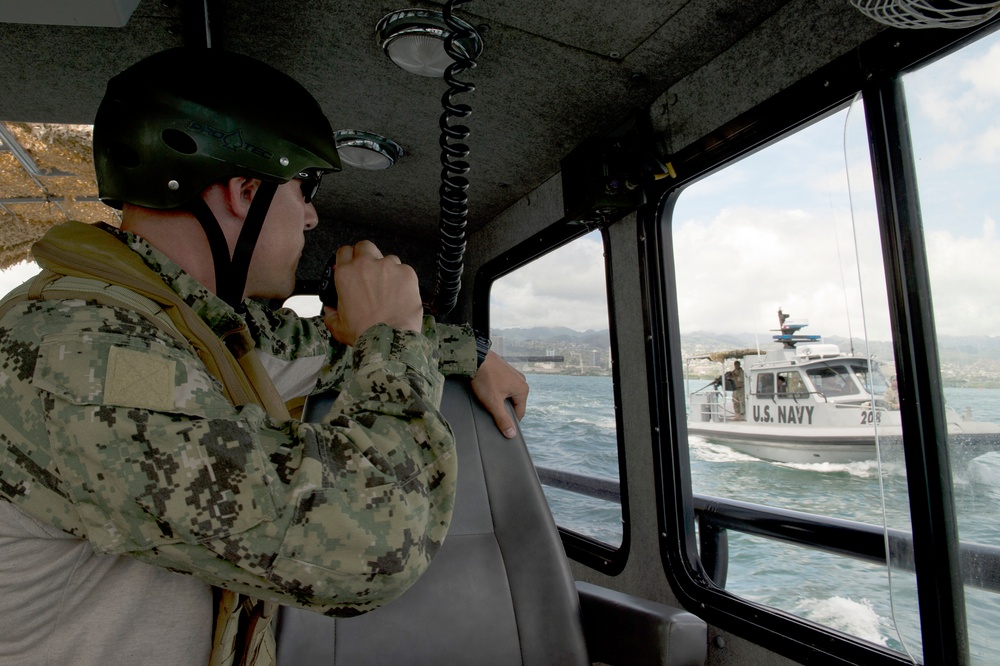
[0, 47, 528, 666]
[883, 375, 900, 409]
[727, 360, 746, 420]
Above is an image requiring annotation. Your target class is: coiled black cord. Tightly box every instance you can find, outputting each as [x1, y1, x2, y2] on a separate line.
[430, 0, 479, 316]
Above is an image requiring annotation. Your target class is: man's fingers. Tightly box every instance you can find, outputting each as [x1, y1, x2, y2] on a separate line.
[352, 240, 383, 259]
[509, 390, 528, 421]
[324, 241, 423, 344]
[471, 351, 530, 439]
[498, 420, 518, 440]
[322, 306, 351, 346]
[489, 402, 518, 440]
[335, 244, 354, 265]
[335, 241, 386, 266]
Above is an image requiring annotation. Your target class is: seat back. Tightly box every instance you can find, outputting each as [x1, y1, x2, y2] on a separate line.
[276, 377, 590, 665]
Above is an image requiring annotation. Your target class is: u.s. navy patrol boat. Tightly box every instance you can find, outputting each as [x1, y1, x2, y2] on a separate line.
[687, 311, 1000, 464]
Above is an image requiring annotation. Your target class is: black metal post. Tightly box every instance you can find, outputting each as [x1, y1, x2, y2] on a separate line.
[864, 76, 969, 666]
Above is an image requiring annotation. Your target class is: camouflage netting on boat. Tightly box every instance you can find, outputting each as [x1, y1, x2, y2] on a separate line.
[0, 122, 115, 270]
[707, 348, 761, 363]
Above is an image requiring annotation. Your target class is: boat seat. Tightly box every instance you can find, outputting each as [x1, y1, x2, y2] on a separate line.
[276, 377, 707, 665]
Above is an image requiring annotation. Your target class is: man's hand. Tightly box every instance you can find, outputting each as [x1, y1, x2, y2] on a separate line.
[471, 351, 529, 439]
[323, 241, 423, 345]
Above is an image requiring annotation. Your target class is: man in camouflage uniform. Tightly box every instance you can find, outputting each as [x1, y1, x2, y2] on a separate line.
[0, 48, 527, 666]
[726, 360, 745, 420]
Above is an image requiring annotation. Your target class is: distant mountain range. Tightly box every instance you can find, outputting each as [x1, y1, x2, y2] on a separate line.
[491, 327, 1000, 364]
[683, 331, 1000, 367]
[492, 326, 612, 348]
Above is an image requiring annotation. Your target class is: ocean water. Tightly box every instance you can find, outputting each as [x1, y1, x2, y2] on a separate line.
[518, 374, 1000, 663]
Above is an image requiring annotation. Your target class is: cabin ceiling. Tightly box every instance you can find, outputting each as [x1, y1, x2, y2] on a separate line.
[0, 0, 884, 278]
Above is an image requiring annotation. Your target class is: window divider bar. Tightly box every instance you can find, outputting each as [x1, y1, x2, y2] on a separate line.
[851, 76, 969, 665]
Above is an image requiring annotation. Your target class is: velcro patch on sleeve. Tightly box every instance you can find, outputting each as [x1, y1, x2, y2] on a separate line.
[104, 345, 176, 412]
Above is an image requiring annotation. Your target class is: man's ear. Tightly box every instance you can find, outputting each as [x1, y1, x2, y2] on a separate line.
[225, 177, 260, 219]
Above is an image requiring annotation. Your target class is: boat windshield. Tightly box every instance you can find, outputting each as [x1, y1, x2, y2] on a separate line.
[850, 362, 888, 396]
[805, 365, 860, 398]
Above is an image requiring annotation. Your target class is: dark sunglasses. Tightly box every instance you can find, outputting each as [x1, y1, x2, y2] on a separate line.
[297, 170, 323, 204]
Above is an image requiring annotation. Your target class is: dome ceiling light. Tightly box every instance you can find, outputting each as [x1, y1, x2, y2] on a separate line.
[376, 8, 483, 78]
[333, 130, 404, 170]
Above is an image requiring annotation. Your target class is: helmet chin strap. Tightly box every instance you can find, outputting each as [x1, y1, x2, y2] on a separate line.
[188, 181, 279, 308]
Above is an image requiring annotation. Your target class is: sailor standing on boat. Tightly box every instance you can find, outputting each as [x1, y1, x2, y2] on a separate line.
[726, 360, 746, 420]
[883, 375, 900, 409]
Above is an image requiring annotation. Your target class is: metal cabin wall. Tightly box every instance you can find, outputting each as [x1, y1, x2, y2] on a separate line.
[462, 170, 679, 595]
[649, 0, 882, 158]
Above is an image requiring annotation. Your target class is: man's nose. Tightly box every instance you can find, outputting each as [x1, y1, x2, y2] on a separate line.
[304, 202, 319, 231]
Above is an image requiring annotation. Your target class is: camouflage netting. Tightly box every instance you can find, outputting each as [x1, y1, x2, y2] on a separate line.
[0, 122, 117, 270]
[707, 348, 762, 363]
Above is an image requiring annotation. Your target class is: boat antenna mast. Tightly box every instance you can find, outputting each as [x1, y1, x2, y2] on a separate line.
[773, 308, 821, 349]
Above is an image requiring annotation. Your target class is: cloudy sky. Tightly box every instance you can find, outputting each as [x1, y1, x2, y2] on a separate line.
[490, 231, 611, 332]
[3, 32, 997, 345]
[491, 29, 1000, 344]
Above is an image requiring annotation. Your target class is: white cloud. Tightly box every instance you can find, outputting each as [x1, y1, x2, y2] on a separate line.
[925, 215, 1000, 337]
[974, 124, 1000, 163]
[909, 38, 1000, 167]
[666, 103, 899, 342]
[959, 42, 1000, 97]
[490, 232, 610, 330]
[669, 182, 998, 341]
[671, 200, 892, 340]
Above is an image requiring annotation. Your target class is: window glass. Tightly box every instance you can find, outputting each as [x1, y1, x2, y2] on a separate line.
[672, 29, 1000, 660]
[490, 230, 623, 547]
[671, 104, 919, 653]
[776, 370, 808, 399]
[806, 365, 861, 398]
[757, 373, 775, 399]
[902, 28, 1000, 665]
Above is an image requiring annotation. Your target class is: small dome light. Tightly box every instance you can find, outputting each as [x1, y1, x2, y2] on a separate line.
[334, 130, 403, 170]
[376, 9, 483, 78]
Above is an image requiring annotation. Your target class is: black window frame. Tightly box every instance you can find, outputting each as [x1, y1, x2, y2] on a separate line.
[643, 20, 1000, 666]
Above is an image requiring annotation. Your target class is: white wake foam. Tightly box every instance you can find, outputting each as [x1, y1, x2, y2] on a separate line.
[795, 596, 889, 646]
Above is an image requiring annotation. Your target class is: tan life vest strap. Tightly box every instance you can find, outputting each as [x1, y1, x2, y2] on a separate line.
[29, 222, 290, 421]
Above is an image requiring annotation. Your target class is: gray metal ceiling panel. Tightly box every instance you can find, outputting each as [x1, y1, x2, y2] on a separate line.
[468, 0, 689, 57]
[0, 0, 892, 287]
[654, 0, 884, 153]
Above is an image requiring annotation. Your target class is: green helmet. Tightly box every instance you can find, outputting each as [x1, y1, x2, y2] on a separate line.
[94, 47, 341, 209]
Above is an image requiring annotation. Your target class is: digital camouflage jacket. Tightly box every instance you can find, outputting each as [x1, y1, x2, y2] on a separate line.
[0, 222, 477, 623]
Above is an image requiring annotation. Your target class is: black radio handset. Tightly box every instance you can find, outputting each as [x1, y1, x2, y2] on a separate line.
[318, 254, 337, 308]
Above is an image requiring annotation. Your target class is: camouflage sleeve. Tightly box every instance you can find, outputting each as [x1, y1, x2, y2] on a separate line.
[0, 301, 456, 617]
[423, 317, 478, 378]
[244, 301, 477, 396]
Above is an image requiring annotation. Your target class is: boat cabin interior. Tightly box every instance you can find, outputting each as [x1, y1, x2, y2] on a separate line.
[2, 1, 1000, 664]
